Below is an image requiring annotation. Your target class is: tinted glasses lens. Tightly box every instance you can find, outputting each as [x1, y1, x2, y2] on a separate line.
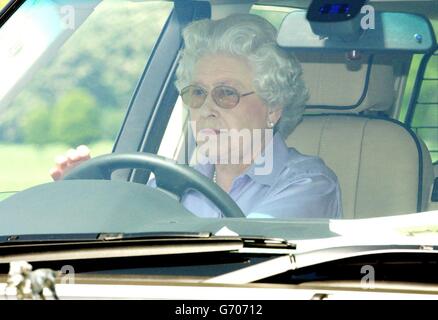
[181, 86, 207, 109]
[212, 86, 240, 108]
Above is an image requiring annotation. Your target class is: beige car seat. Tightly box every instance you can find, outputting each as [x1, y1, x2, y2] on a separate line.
[287, 52, 434, 219]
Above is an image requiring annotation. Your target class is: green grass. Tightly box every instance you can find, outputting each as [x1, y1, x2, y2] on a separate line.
[0, 141, 113, 196]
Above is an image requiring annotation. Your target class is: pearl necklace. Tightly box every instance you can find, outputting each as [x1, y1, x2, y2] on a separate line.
[213, 170, 217, 183]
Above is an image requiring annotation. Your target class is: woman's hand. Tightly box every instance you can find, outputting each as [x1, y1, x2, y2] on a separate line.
[49, 145, 91, 181]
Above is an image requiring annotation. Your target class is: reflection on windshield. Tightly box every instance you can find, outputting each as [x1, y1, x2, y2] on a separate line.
[0, 0, 98, 108]
[0, 192, 15, 202]
[0, 0, 435, 228]
[0, 0, 172, 194]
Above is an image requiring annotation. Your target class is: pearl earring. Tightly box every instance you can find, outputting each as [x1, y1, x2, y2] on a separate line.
[267, 120, 274, 128]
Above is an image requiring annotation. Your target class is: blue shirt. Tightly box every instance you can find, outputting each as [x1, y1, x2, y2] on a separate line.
[171, 133, 342, 219]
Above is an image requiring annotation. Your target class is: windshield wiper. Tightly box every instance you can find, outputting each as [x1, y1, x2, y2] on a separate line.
[0, 231, 214, 244]
[0, 232, 299, 264]
[0, 232, 296, 247]
[0, 232, 247, 264]
[205, 244, 438, 284]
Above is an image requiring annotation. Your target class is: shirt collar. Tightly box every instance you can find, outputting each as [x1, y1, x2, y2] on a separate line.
[192, 132, 289, 187]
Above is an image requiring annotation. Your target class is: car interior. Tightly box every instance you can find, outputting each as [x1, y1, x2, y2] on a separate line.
[154, 0, 438, 219]
[285, 34, 436, 218]
[282, 3, 438, 218]
[0, 0, 436, 223]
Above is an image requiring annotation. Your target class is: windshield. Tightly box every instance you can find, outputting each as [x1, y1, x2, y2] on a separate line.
[0, 0, 437, 241]
[0, 0, 172, 198]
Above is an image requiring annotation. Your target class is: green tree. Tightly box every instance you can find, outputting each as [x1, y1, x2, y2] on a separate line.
[50, 89, 101, 146]
[2, 2, 172, 144]
[20, 105, 51, 145]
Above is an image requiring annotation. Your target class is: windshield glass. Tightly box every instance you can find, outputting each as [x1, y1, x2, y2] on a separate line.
[0, 0, 437, 241]
[0, 0, 172, 197]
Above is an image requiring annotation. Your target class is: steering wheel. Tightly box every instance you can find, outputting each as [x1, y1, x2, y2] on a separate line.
[62, 152, 245, 218]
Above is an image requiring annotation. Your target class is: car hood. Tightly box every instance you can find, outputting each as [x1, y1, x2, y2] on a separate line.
[0, 180, 438, 249]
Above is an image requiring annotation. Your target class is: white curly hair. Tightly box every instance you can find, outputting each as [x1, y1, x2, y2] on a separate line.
[175, 13, 309, 138]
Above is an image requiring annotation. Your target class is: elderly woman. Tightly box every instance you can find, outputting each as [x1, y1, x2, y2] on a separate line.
[50, 14, 342, 219]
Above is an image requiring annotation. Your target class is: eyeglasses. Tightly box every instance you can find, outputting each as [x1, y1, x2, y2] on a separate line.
[180, 85, 255, 109]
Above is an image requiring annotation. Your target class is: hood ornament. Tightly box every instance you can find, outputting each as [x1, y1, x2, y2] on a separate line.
[5, 261, 59, 300]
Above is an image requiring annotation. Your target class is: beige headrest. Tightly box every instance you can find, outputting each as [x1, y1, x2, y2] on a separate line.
[294, 52, 395, 113]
